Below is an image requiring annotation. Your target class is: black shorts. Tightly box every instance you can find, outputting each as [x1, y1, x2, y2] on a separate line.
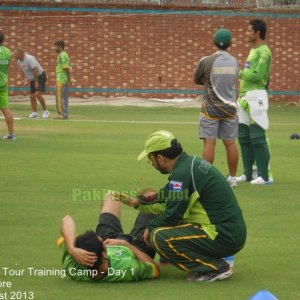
[30, 72, 47, 94]
[95, 212, 156, 258]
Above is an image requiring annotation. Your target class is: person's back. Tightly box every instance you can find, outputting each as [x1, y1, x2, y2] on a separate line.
[196, 51, 239, 119]
[0, 45, 11, 90]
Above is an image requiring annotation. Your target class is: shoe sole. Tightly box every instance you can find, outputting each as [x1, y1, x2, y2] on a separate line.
[205, 269, 234, 282]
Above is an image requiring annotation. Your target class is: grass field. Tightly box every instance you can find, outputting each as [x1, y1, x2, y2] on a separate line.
[1, 103, 300, 300]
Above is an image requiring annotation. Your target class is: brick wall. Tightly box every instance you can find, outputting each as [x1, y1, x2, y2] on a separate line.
[1, 3, 299, 101]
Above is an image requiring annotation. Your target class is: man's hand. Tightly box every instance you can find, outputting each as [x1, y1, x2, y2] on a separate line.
[238, 97, 250, 113]
[143, 228, 151, 248]
[111, 191, 140, 208]
[69, 247, 98, 267]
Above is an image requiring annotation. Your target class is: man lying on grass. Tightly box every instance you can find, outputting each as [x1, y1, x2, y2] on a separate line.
[57, 191, 159, 282]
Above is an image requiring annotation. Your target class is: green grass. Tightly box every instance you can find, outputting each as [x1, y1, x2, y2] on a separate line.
[1, 104, 300, 300]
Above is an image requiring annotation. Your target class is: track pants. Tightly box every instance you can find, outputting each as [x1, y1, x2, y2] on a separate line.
[150, 223, 244, 274]
[56, 82, 69, 119]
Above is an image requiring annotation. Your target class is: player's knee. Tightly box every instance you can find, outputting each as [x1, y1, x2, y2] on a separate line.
[150, 228, 168, 252]
[250, 123, 266, 145]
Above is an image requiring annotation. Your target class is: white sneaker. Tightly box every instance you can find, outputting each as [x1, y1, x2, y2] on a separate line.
[3, 133, 16, 140]
[250, 176, 274, 185]
[227, 176, 237, 188]
[42, 110, 50, 119]
[236, 174, 247, 182]
[28, 112, 38, 118]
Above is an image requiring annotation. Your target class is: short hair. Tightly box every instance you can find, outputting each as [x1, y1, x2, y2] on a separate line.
[151, 139, 183, 159]
[75, 231, 104, 270]
[0, 30, 5, 44]
[55, 40, 65, 49]
[250, 19, 267, 40]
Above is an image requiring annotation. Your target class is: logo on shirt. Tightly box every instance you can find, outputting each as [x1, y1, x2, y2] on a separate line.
[169, 180, 183, 192]
[244, 61, 250, 69]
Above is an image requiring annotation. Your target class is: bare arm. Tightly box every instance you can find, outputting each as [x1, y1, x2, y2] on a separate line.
[60, 215, 97, 267]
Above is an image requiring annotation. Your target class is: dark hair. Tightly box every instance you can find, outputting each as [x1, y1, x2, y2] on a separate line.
[75, 231, 104, 270]
[250, 19, 267, 40]
[0, 31, 5, 44]
[152, 139, 183, 159]
[55, 40, 65, 49]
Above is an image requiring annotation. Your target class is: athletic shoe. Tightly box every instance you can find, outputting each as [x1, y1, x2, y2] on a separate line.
[250, 176, 274, 185]
[236, 174, 247, 182]
[42, 110, 50, 119]
[28, 112, 38, 118]
[187, 261, 233, 282]
[227, 175, 237, 188]
[3, 133, 16, 140]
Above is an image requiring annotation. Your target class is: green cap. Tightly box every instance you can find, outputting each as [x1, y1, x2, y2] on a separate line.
[214, 29, 232, 48]
[137, 130, 175, 161]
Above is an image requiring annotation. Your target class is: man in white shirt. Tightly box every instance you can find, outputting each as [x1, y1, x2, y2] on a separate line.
[16, 48, 49, 119]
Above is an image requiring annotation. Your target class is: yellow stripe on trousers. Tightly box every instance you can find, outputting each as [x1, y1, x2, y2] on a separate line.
[57, 83, 63, 115]
[152, 224, 218, 272]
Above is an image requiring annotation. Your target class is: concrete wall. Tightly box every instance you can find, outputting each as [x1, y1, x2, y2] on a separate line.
[1, 2, 299, 101]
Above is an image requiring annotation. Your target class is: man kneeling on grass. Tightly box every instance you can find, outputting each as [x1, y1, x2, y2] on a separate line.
[57, 191, 159, 282]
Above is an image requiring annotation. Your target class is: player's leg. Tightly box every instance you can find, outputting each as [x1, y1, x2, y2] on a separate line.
[56, 82, 64, 119]
[28, 81, 38, 118]
[36, 72, 49, 119]
[95, 191, 123, 240]
[238, 123, 254, 181]
[61, 83, 69, 119]
[150, 224, 233, 281]
[220, 116, 239, 186]
[130, 213, 156, 258]
[0, 89, 15, 140]
[249, 123, 270, 183]
[199, 115, 218, 164]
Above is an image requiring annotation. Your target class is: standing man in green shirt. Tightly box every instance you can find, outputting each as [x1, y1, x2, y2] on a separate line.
[116, 130, 247, 282]
[55, 40, 70, 120]
[237, 19, 273, 185]
[58, 191, 158, 282]
[0, 30, 15, 140]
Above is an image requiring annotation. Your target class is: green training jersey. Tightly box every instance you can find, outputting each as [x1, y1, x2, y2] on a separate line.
[0, 45, 11, 91]
[239, 43, 272, 97]
[56, 51, 70, 84]
[62, 245, 157, 282]
[137, 152, 246, 248]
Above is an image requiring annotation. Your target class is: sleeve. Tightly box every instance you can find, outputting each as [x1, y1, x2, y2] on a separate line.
[131, 259, 159, 280]
[146, 174, 190, 232]
[194, 56, 207, 85]
[239, 52, 271, 83]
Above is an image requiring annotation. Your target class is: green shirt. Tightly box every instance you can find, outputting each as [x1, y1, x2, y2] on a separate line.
[239, 43, 272, 97]
[62, 245, 157, 282]
[0, 45, 11, 90]
[137, 152, 246, 248]
[56, 51, 70, 83]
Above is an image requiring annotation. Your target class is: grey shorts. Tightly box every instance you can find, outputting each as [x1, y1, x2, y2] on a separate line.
[199, 114, 238, 140]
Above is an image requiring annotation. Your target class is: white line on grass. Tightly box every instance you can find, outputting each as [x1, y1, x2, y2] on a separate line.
[1, 117, 299, 126]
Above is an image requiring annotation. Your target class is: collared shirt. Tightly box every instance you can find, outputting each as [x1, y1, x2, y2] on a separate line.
[17, 53, 44, 81]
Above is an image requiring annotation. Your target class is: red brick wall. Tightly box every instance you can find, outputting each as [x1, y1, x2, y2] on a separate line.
[1, 3, 299, 101]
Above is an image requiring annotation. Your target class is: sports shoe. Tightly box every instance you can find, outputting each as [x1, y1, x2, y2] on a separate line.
[3, 133, 16, 140]
[42, 110, 50, 119]
[236, 174, 247, 182]
[28, 112, 38, 118]
[187, 261, 233, 282]
[227, 175, 237, 188]
[250, 176, 274, 185]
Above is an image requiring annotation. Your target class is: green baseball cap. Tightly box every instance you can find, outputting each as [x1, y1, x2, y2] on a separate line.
[137, 130, 175, 161]
[214, 29, 232, 47]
